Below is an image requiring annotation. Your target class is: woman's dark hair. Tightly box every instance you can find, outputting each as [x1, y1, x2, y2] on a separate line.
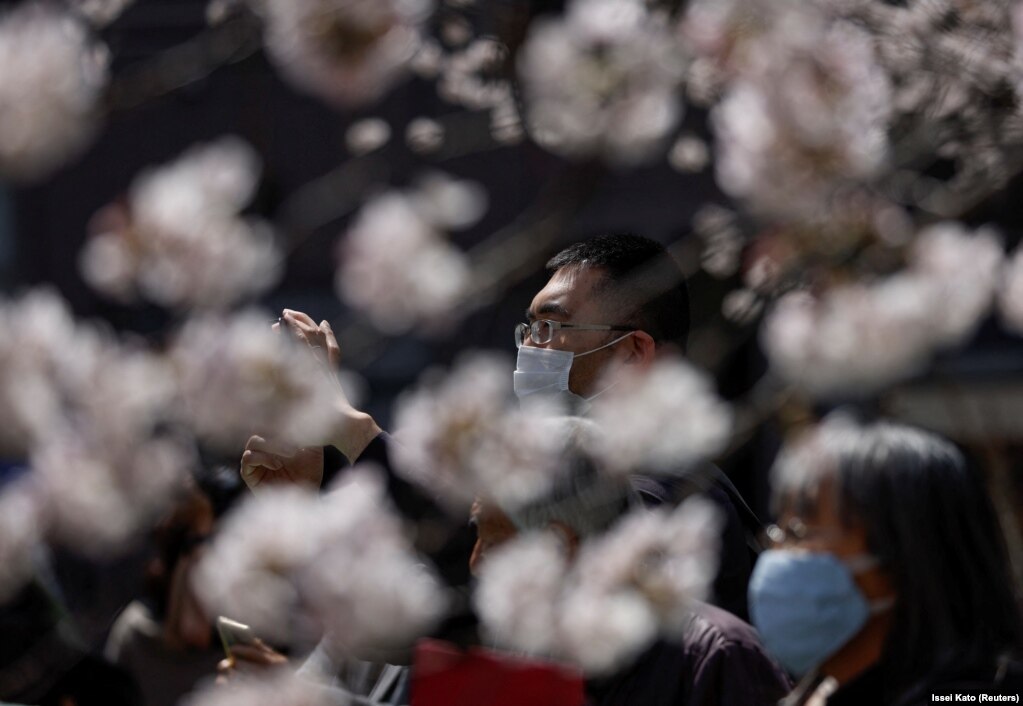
[773, 417, 1023, 695]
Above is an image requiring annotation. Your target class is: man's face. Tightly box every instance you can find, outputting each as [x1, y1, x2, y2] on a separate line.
[524, 264, 629, 397]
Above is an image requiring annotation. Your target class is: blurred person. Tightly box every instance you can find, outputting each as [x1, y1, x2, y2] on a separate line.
[750, 418, 1023, 705]
[243, 234, 761, 618]
[105, 470, 241, 706]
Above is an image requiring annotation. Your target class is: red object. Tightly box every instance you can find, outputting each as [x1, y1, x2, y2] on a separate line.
[411, 639, 586, 706]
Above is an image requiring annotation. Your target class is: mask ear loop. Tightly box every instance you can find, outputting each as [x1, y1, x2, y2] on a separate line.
[843, 554, 897, 615]
[572, 331, 635, 359]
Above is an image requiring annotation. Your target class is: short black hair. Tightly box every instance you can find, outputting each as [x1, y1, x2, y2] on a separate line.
[546, 234, 689, 352]
[773, 418, 1023, 697]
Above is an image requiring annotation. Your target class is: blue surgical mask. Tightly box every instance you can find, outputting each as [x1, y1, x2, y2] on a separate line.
[748, 549, 895, 677]
[512, 332, 634, 402]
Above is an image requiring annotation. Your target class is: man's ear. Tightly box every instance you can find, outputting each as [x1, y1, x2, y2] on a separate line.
[622, 330, 656, 368]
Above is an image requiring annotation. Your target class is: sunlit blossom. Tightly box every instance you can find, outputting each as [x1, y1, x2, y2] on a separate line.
[193, 468, 446, 649]
[336, 187, 475, 333]
[475, 498, 721, 674]
[258, 0, 430, 108]
[391, 353, 568, 510]
[588, 359, 732, 475]
[170, 311, 342, 451]
[518, 0, 686, 165]
[712, 18, 891, 218]
[0, 3, 108, 180]
[762, 223, 1003, 396]
[80, 137, 280, 310]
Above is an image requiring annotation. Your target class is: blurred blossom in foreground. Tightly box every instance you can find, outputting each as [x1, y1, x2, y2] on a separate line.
[258, 0, 430, 108]
[0, 2, 108, 181]
[336, 177, 483, 333]
[33, 431, 194, 555]
[0, 290, 91, 454]
[0, 288, 193, 565]
[345, 117, 392, 155]
[712, 17, 891, 219]
[80, 137, 280, 310]
[476, 498, 721, 674]
[170, 311, 342, 451]
[392, 354, 568, 510]
[518, 0, 686, 165]
[71, 0, 135, 26]
[588, 359, 732, 475]
[193, 468, 446, 650]
[763, 223, 1003, 397]
[183, 670, 334, 706]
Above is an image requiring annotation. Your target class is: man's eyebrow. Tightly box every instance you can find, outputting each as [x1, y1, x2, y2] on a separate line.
[534, 302, 569, 318]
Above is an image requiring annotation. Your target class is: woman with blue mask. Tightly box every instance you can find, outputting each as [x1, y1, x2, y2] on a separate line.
[748, 417, 1023, 706]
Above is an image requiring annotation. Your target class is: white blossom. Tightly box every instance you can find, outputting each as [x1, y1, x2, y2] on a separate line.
[183, 670, 337, 706]
[336, 190, 471, 333]
[0, 289, 195, 557]
[405, 117, 444, 153]
[517, 0, 686, 165]
[474, 532, 569, 655]
[0, 3, 108, 180]
[391, 353, 569, 510]
[474, 498, 721, 674]
[345, 118, 392, 155]
[439, 37, 512, 111]
[258, 0, 429, 108]
[193, 468, 446, 650]
[763, 223, 1003, 396]
[170, 311, 342, 451]
[80, 137, 281, 310]
[71, 0, 135, 26]
[712, 18, 891, 218]
[588, 359, 732, 475]
[33, 432, 194, 554]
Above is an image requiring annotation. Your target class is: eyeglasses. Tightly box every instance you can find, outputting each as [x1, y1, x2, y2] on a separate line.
[758, 518, 845, 550]
[514, 319, 635, 348]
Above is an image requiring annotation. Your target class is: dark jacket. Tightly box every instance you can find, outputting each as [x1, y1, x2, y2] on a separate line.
[785, 657, 1023, 706]
[586, 603, 791, 706]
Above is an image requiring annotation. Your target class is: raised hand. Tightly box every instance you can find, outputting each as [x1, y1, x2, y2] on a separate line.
[240, 435, 324, 492]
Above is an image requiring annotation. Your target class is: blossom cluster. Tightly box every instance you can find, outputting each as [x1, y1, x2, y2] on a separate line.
[80, 137, 281, 310]
[335, 174, 484, 334]
[475, 497, 721, 674]
[192, 467, 447, 650]
[517, 0, 687, 165]
[588, 359, 733, 475]
[391, 353, 569, 511]
[762, 222, 1004, 397]
[256, 0, 430, 108]
[0, 290, 193, 585]
[0, 2, 108, 181]
[169, 310, 342, 451]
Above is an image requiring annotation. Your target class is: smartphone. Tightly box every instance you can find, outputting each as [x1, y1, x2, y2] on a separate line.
[216, 616, 258, 661]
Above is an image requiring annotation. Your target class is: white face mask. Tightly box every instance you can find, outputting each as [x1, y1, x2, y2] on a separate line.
[512, 332, 634, 401]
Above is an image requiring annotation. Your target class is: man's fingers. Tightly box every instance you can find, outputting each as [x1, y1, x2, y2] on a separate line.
[283, 309, 317, 328]
[244, 435, 295, 457]
[241, 449, 286, 474]
[320, 320, 342, 368]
